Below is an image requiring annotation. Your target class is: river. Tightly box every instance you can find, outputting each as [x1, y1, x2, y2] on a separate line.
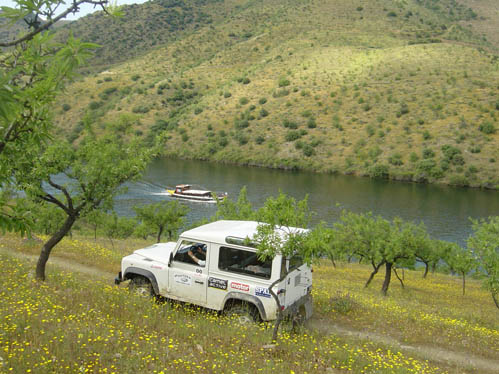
[114, 157, 498, 247]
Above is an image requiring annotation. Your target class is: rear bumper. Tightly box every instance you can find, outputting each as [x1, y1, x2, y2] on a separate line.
[114, 271, 122, 285]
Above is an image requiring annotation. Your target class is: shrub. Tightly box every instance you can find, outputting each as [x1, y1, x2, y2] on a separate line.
[440, 159, 450, 171]
[88, 101, 102, 110]
[449, 175, 469, 186]
[387, 11, 397, 17]
[422, 148, 435, 159]
[469, 145, 481, 153]
[181, 133, 189, 142]
[239, 97, 249, 105]
[396, 102, 409, 117]
[242, 77, 250, 84]
[194, 107, 203, 115]
[273, 89, 290, 98]
[219, 137, 228, 147]
[422, 130, 431, 140]
[468, 165, 478, 174]
[430, 167, 444, 179]
[369, 164, 389, 179]
[283, 119, 298, 129]
[259, 108, 269, 118]
[104, 76, 113, 82]
[259, 97, 267, 105]
[236, 133, 248, 145]
[62, 103, 71, 112]
[278, 77, 290, 87]
[307, 118, 317, 129]
[131, 74, 141, 81]
[417, 159, 436, 173]
[285, 130, 301, 142]
[303, 144, 315, 157]
[441, 145, 461, 161]
[479, 121, 496, 134]
[234, 118, 249, 129]
[223, 92, 232, 98]
[388, 153, 403, 166]
[409, 152, 419, 163]
[132, 105, 149, 114]
[255, 135, 265, 144]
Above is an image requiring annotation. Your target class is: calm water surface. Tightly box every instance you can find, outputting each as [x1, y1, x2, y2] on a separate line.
[115, 158, 499, 247]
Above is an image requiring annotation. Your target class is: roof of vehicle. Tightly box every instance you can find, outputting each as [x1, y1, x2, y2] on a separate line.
[180, 220, 307, 245]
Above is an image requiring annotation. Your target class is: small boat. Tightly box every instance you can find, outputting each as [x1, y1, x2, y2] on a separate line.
[166, 184, 227, 203]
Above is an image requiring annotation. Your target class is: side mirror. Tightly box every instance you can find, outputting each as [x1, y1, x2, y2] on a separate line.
[168, 252, 173, 267]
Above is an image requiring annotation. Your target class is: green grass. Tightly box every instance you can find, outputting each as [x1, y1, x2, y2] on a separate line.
[1, 233, 498, 373]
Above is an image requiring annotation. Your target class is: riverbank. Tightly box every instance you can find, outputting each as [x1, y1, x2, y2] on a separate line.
[162, 151, 499, 191]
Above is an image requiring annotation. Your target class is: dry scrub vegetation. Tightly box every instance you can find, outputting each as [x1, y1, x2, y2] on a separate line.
[55, 0, 499, 188]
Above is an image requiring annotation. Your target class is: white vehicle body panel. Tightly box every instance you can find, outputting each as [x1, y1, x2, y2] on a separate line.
[119, 220, 312, 321]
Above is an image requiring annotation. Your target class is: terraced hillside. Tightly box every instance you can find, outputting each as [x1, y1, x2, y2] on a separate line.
[54, 0, 499, 188]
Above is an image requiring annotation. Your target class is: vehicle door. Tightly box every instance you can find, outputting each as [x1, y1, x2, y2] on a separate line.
[168, 240, 208, 305]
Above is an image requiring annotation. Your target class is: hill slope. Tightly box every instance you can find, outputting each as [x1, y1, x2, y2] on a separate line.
[55, 0, 499, 188]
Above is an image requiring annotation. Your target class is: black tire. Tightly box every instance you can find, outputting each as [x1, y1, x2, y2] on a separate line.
[128, 276, 154, 298]
[225, 302, 259, 325]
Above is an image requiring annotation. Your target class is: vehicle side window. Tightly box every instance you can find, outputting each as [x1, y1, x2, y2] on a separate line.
[218, 246, 272, 279]
[174, 240, 207, 266]
[289, 255, 304, 271]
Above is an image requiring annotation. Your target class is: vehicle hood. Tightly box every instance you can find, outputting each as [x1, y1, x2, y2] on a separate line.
[133, 242, 177, 265]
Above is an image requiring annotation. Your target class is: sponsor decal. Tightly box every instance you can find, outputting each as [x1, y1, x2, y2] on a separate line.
[208, 277, 227, 291]
[151, 265, 163, 270]
[255, 286, 271, 298]
[174, 274, 192, 286]
[230, 282, 250, 292]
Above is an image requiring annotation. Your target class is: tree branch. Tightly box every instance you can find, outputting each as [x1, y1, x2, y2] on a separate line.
[39, 193, 70, 214]
[48, 177, 74, 212]
[0, 1, 108, 47]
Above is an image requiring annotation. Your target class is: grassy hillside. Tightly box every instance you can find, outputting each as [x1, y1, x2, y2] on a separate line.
[54, 0, 499, 188]
[1, 233, 498, 373]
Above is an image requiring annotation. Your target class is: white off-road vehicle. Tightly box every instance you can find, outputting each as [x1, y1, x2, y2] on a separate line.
[115, 220, 313, 322]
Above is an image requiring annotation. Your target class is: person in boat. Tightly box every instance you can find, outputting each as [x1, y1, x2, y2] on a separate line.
[188, 243, 206, 267]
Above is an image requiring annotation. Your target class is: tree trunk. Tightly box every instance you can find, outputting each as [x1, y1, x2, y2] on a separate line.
[365, 261, 384, 288]
[431, 262, 437, 274]
[423, 262, 429, 278]
[462, 273, 466, 296]
[268, 273, 287, 343]
[36, 214, 76, 281]
[328, 254, 336, 268]
[381, 262, 393, 296]
[393, 267, 405, 289]
[492, 293, 499, 310]
[157, 226, 164, 243]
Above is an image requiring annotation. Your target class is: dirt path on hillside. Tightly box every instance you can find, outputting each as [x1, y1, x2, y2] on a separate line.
[305, 318, 499, 373]
[2, 247, 498, 373]
[0, 247, 115, 281]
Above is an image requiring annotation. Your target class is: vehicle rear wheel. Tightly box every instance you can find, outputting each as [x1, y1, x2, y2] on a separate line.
[225, 302, 259, 325]
[128, 276, 154, 298]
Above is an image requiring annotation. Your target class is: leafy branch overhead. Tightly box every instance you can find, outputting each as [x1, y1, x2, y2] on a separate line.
[0, 0, 120, 47]
[0, 0, 117, 234]
[12, 134, 156, 280]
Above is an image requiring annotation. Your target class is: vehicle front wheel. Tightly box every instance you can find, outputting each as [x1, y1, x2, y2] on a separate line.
[225, 302, 259, 325]
[128, 276, 154, 298]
